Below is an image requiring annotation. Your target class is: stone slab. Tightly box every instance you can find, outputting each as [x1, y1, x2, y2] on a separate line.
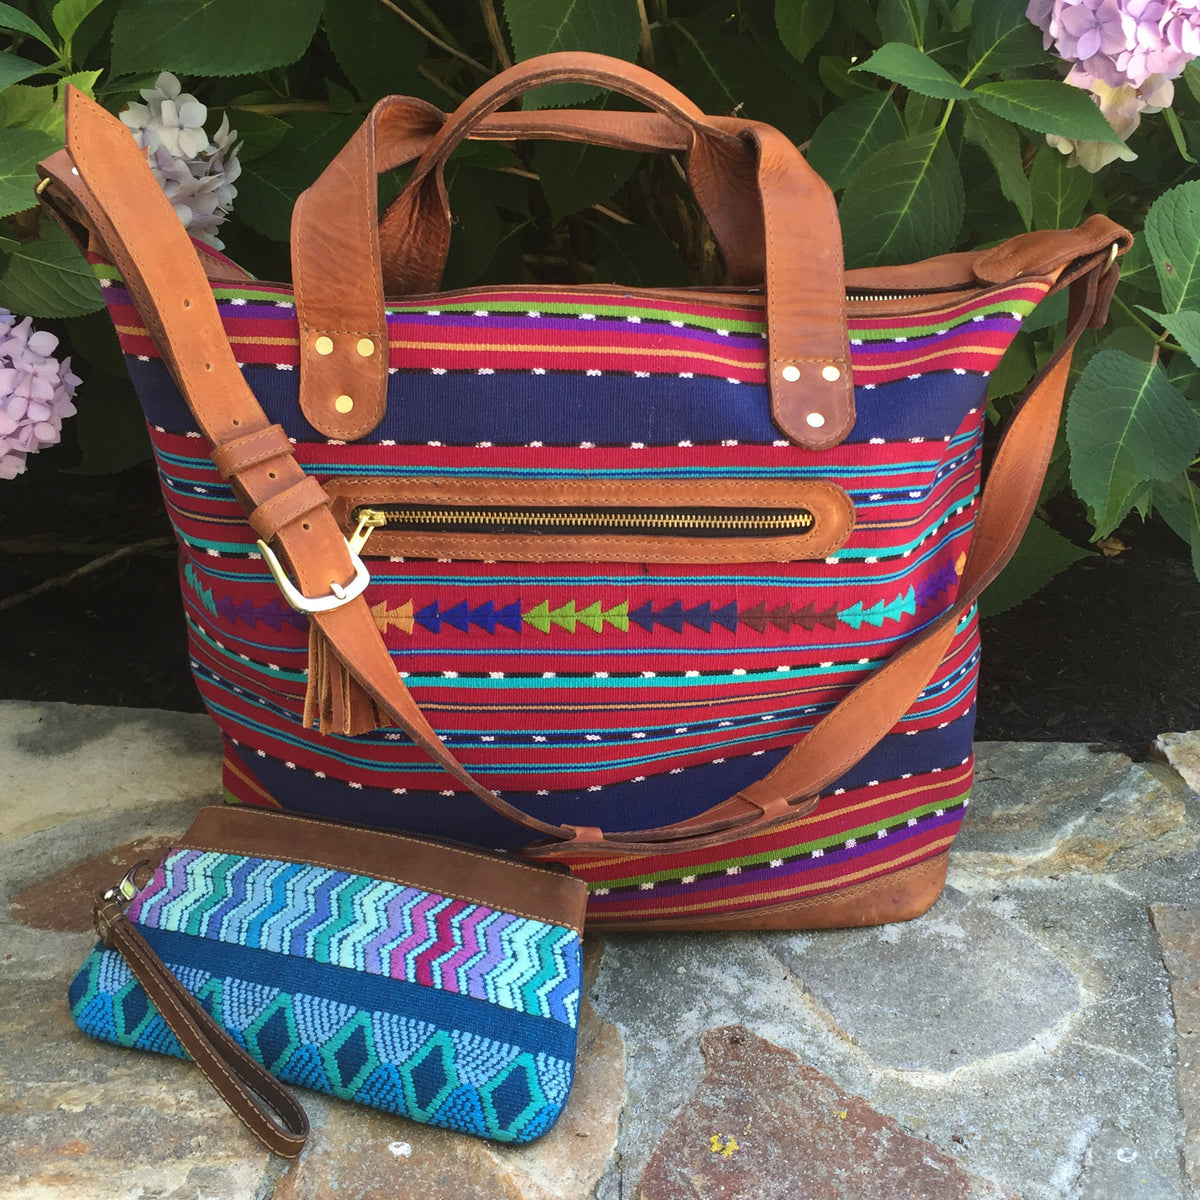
[637, 1026, 1017, 1200]
[1150, 903, 1200, 1190]
[0, 700, 221, 842]
[958, 743, 1199, 873]
[766, 884, 1081, 1072]
[1154, 731, 1200, 796]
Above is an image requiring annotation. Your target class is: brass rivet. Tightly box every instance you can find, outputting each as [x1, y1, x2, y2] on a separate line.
[334, 394, 354, 413]
[356, 337, 375, 357]
[806, 411, 826, 428]
[315, 335, 334, 356]
[821, 365, 841, 382]
[781, 364, 801, 383]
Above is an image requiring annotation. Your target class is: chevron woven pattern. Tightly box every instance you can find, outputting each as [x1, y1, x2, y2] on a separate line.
[128, 849, 580, 1025]
[70, 848, 582, 1143]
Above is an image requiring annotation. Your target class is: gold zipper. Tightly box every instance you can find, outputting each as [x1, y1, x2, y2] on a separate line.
[349, 503, 813, 552]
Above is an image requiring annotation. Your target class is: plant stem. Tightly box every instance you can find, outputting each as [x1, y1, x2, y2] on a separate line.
[1111, 292, 1186, 352]
[418, 65, 466, 104]
[637, 0, 656, 68]
[0, 537, 175, 614]
[375, 0, 492, 75]
[479, 0, 512, 69]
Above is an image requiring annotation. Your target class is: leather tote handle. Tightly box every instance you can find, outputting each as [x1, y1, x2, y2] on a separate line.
[42, 85, 1127, 861]
[290, 52, 854, 451]
[287, 95, 767, 444]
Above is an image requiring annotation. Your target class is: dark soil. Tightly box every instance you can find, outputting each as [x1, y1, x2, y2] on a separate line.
[3, 445, 1198, 760]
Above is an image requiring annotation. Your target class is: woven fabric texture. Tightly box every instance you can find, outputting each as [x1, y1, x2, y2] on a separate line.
[69, 849, 582, 1142]
[97, 261, 1048, 923]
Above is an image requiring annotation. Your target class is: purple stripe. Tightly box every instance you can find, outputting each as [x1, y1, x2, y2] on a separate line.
[591, 809, 967, 905]
[384, 310, 764, 343]
[359, 885, 424, 976]
[127, 848, 202, 926]
[853, 317, 1020, 353]
[462, 910, 518, 997]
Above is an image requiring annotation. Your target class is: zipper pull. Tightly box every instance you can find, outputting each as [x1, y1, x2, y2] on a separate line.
[348, 508, 387, 555]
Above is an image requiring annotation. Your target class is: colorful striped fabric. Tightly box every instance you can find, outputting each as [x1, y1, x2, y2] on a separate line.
[96, 256, 1049, 924]
[70, 849, 582, 1142]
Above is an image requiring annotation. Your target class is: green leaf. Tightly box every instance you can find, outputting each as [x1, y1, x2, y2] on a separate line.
[965, 0, 1047, 78]
[972, 80, 1125, 144]
[818, 54, 877, 99]
[591, 221, 691, 288]
[904, 89, 940, 134]
[111, 0, 325, 77]
[806, 92, 904, 191]
[1066, 349, 1200, 537]
[852, 42, 972, 99]
[1113, 232, 1159, 301]
[1163, 105, 1197, 164]
[839, 130, 964, 267]
[877, 0, 930, 48]
[964, 105, 1031, 227]
[503, 0, 641, 108]
[1144, 180, 1200, 316]
[218, 109, 288, 162]
[59, 69, 102, 98]
[533, 140, 640, 223]
[1152, 475, 1200, 580]
[0, 2, 56, 50]
[1142, 308, 1200, 370]
[0, 126, 59, 219]
[0, 51, 47, 92]
[986, 329, 1035, 402]
[323, 0, 424, 104]
[441, 165, 501, 290]
[979, 516, 1090, 617]
[775, 0, 833, 62]
[235, 113, 359, 242]
[0, 83, 59, 134]
[0, 221, 104, 317]
[51, 0, 105, 43]
[671, 26, 812, 141]
[1029, 144, 1091, 230]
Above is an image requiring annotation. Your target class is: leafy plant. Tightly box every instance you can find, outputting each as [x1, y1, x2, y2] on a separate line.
[1, 0, 1198, 592]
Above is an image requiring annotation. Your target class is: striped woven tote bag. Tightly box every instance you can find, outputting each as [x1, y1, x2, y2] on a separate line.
[39, 53, 1129, 931]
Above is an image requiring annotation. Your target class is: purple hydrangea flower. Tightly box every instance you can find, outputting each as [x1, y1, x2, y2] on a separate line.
[1028, 0, 1199, 167]
[0, 309, 81, 480]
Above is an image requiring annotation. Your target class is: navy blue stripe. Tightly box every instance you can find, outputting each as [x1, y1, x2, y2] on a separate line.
[137, 923, 578, 1061]
[130, 357, 987, 446]
[229, 706, 976, 850]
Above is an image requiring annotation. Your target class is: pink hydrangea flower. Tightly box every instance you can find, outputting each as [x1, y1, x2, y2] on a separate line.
[1028, 0, 1200, 168]
[0, 309, 81, 480]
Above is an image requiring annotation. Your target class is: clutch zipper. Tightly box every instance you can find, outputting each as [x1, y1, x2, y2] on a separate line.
[349, 503, 815, 553]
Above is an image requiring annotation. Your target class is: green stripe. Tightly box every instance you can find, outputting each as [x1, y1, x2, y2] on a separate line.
[98, 261, 1041, 343]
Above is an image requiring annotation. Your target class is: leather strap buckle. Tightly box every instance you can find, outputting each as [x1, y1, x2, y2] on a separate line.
[256, 538, 371, 614]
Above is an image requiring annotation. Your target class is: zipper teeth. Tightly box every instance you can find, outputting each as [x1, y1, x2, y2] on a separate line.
[364, 507, 813, 532]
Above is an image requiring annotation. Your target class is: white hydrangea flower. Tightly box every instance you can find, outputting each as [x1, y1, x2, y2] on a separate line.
[121, 72, 241, 249]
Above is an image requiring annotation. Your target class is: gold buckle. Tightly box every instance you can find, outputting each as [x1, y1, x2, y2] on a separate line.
[256, 539, 371, 614]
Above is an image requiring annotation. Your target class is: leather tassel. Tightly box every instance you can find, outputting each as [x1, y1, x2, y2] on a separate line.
[304, 622, 380, 736]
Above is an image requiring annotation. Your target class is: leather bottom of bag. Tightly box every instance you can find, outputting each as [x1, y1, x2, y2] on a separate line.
[588, 851, 950, 932]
